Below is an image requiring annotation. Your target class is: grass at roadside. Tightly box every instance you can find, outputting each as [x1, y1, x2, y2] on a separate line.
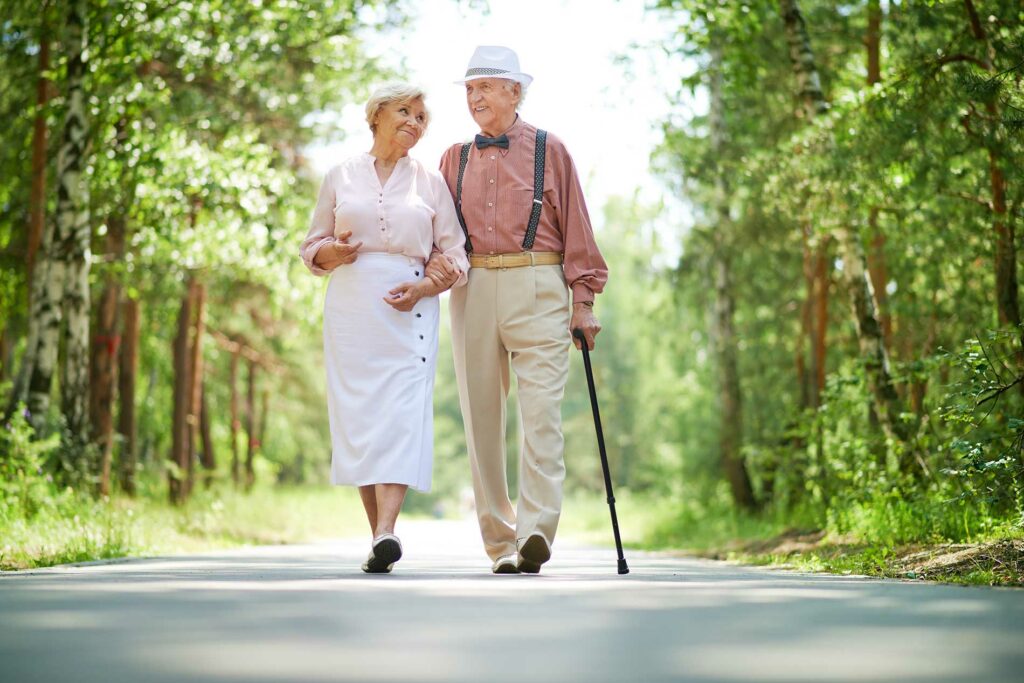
[0, 484, 375, 571]
[711, 533, 1024, 587]
[559, 490, 1024, 587]
[6, 482, 1022, 587]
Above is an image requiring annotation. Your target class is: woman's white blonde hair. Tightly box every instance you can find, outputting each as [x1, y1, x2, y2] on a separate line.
[365, 83, 430, 134]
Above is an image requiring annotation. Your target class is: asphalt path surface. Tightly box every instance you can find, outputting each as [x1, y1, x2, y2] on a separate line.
[1, 519, 1022, 683]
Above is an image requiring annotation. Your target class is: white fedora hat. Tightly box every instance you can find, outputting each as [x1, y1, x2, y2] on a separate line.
[454, 45, 533, 87]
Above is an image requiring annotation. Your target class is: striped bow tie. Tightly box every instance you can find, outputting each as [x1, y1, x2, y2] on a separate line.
[474, 134, 509, 150]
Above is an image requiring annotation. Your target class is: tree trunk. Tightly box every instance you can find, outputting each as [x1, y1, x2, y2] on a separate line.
[118, 297, 140, 495]
[230, 348, 240, 486]
[812, 237, 830, 399]
[245, 358, 257, 489]
[199, 382, 216, 488]
[27, 14, 50, 289]
[798, 227, 814, 408]
[864, 0, 891, 348]
[838, 229, 911, 446]
[55, 0, 92, 467]
[0, 327, 9, 385]
[169, 281, 195, 504]
[186, 281, 206, 496]
[259, 387, 269, 477]
[780, 0, 907, 456]
[90, 213, 126, 496]
[779, 0, 828, 120]
[709, 37, 757, 510]
[962, 0, 1020, 335]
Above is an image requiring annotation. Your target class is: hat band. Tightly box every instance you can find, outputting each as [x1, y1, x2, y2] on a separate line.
[465, 67, 511, 77]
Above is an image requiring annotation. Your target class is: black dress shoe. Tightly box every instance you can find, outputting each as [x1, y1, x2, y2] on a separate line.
[516, 534, 551, 574]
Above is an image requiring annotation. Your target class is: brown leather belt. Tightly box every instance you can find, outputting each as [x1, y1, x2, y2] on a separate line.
[469, 252, 563, 269]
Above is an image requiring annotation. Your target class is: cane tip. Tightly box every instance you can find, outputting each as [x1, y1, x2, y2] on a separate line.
[617, 559, 629, 575]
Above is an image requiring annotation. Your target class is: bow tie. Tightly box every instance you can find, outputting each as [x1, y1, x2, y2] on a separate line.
[475, 133, 509, 150]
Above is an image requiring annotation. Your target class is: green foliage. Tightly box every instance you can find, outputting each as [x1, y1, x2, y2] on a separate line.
[646, 0, 1024, 554]
[0, 481, 377, 570]
[0, 404, 61, 520]
[939, 327, 1024, 510]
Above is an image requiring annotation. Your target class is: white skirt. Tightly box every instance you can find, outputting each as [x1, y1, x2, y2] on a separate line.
[322, 253, 438, 492]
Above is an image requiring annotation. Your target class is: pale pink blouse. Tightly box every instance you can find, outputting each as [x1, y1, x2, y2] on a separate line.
[300, 153, 469, 284]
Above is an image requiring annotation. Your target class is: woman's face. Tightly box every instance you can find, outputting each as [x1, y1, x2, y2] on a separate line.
[374, 98, 428, 150]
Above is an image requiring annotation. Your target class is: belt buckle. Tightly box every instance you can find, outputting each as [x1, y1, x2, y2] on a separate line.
[497, 254, 506, 269]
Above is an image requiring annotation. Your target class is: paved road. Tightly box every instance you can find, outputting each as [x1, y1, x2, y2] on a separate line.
[1, 519, 1022, 683]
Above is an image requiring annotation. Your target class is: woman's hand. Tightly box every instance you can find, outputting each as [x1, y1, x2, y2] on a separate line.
[383, 279, 431, 312]
[424, 253, 461, 290]
[313, 230, 363, 271]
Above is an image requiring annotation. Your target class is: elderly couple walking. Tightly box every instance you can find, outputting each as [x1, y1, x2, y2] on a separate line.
[300, 46, 608, 575]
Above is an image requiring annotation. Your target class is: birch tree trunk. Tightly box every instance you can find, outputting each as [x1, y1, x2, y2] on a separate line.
[709, 37, 757, 510]
[27, 11, 50, 289]
[779, 0, 906, 454]
[864, 0, 892, 348]
[54, 0, 92, 463]
[14, 0, 90, 437]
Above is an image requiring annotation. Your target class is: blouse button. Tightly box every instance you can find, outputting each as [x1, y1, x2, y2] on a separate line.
[419, 335, 424, 340]
[416, 313, 422, 318]
[414, 271, 420, 276]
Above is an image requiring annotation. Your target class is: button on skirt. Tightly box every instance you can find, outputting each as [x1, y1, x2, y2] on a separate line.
[323, 253, 438, 492]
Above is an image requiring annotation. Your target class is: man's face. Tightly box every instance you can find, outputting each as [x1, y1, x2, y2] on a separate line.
[465, 78, 519, 134]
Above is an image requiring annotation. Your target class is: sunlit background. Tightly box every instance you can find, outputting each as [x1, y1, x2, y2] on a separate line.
[307, 0, 692, 265]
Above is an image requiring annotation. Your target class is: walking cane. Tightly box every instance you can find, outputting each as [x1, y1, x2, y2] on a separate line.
[573, 328, 629, 575]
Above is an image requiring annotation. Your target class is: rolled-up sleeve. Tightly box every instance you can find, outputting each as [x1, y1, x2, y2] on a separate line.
[429, 172, 470, 288]
[300, 168, 337, 276]
[553, 144, 607, 304]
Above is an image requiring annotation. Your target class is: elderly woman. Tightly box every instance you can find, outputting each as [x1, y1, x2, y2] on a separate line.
[300, 83, 468, 574]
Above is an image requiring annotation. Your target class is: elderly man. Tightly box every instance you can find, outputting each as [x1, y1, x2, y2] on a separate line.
[429, 45, 608, 574]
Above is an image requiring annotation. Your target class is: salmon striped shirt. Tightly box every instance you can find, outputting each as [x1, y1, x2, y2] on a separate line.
[439, 116, 608, 304]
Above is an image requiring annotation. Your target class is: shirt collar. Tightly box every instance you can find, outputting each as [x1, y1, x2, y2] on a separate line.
[477, 115, 525, 158]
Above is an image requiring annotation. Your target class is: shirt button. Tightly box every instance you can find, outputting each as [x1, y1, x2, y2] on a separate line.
[487, 202, 493, 207]
[421, 357, 426, 363]
[489, 179, 494, 184]
[490, 155, 496, 160]
[419, 335, 424, 340]
[487, 226, 493, 232]
[416, 313, 422, 318]
[414, 271, 420, 276]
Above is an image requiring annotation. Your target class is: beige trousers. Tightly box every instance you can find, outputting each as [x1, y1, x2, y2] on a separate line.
[450, 264, 571, 561]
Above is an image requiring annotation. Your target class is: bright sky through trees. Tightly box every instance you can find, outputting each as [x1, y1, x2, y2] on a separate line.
[307, 0, 690, 244]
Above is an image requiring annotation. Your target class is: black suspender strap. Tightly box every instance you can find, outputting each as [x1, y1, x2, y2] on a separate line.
[456, 129, 547, 254]
[455, 142, 473, 253]
[522, 129, 547, 250]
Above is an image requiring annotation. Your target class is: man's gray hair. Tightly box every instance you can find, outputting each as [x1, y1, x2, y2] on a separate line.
[365, 82, 430, 134]
[501, 79, 528, 109]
